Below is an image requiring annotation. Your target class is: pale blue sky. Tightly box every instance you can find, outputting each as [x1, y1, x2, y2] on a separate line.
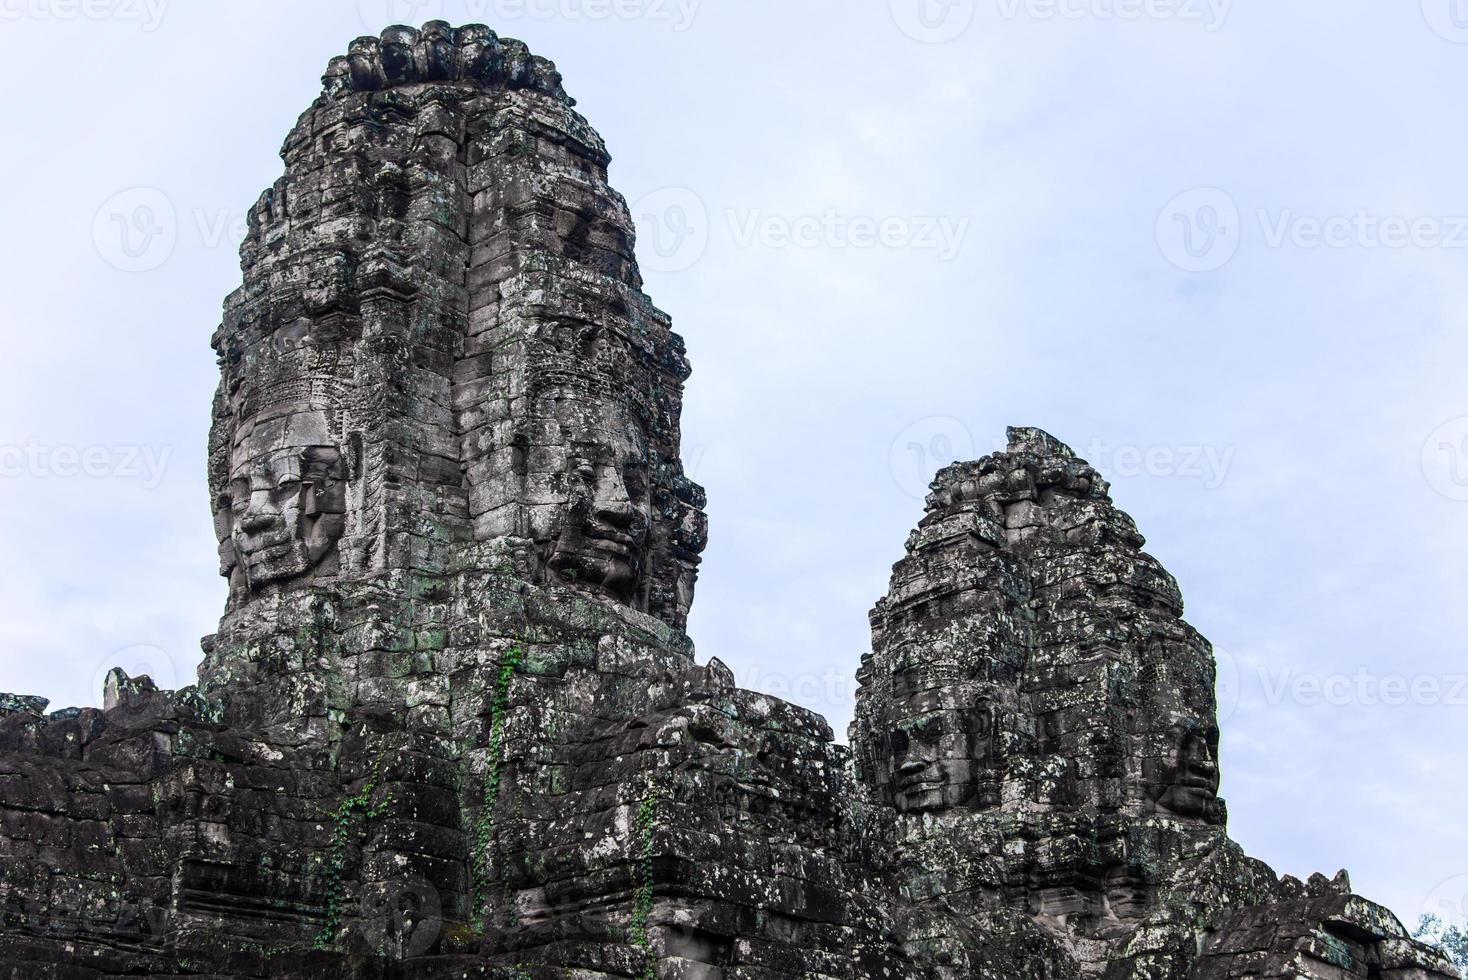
[1, 0, 1465, 931]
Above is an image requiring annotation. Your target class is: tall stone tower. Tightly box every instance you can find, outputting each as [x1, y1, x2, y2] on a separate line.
[0, 24, 1456, 980]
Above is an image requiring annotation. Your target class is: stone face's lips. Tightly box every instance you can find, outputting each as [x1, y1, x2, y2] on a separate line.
[897, 775, 941, 793]
[586, 528, 636, 555]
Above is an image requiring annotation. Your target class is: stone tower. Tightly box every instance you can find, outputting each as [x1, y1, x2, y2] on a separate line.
[0, 24, 1456, 980]
[851, 427, 1456, 977]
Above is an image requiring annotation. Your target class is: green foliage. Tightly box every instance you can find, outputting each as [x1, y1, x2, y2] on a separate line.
[1415, 914, 1468, 969]
[629, 794, 658, 980]
[313, 759, 392, 950]
[473, 643, 525, 930]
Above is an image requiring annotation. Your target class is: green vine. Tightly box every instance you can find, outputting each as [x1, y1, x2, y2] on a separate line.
[629, 794, 658, 979]
[313, 759, 391, 950]
[473, 643, 525, 930]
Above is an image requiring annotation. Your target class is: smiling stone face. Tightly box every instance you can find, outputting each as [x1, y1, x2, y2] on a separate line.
[1145, 719, 1222, 821]
[545, 426, 653, 603]
[215, 407, 348, 594]
[882, 677, 1002, 814]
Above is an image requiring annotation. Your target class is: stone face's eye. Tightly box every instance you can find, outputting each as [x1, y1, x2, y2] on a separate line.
[624, 464, 647, 501]
[228, 481, 250, 509]
[890, 729, 909, 756]
[914, 715, 944, 741]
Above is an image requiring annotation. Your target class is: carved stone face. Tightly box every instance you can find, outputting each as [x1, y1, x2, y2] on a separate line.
[547, 439, 651, 601]
[882, 679, 1001, 814]
[1104, 865, 1152, 922]
[217, 409, 348, 591]
[529, 397, 654, 604]
[1145, 721, 1221, 821]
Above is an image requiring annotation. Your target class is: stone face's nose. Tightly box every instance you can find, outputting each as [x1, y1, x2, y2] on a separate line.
[239, 492, 283, 533]
[898, 733, 937, 768]
[1189, 756, 1220, 783]
[592, 468, 636, 530]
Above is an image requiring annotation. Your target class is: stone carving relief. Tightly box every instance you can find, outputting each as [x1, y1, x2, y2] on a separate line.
[214, 401, 356, 595]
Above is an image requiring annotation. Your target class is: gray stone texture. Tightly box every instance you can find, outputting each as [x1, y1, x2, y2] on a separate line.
[0, 23, 1455, 980]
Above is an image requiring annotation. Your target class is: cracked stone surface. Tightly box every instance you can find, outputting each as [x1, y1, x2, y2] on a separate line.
[0, 22, 1456, 980]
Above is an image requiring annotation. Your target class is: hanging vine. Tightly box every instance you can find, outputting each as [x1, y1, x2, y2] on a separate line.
[472, 642, 525, 930]
[629, 792, 659, 979]
[313, 759, 391, 950]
